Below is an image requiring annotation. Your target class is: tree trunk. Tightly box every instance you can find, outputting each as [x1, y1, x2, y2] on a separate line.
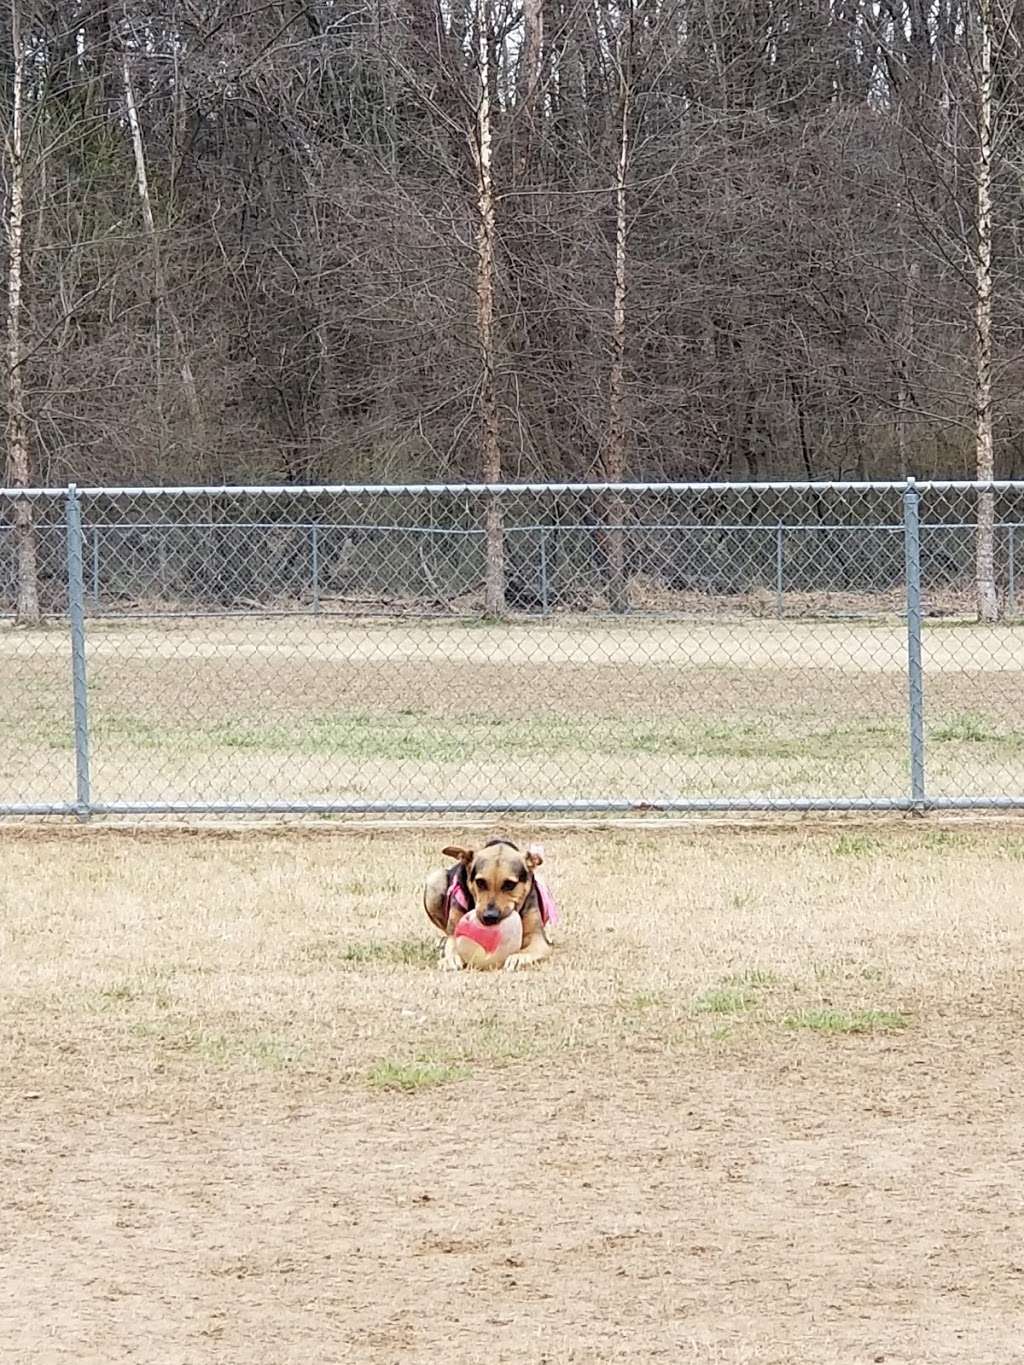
[4, 2, 40, 626]
[604, 46, 631, 614]
[895, 257, 919, 480]
[123, 51, 206, 460]
[975, 0, 999, 623]
[512, 0, 544, 184]
[519, 0, 543, 108]
[307, 186, 337, 479]
[474, 0, 504, 615]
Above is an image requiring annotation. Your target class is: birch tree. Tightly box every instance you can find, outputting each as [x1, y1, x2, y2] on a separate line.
[473, 0, 504, 614]
[973, 0, 998, 621]
[3, 0, 40, 625]
[602, 2, 635, 614]
[122, 41, 205, 460]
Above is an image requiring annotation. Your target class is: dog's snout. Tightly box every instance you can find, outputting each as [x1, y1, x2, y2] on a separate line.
[479, 906, 502, 925]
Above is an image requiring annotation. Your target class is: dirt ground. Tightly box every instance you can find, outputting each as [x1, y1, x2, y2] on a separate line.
[3, 824, 1024, 1364]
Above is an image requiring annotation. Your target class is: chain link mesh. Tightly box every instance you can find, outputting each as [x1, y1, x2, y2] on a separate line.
[0, 492, 73, 813]
[1, 482, 1023, 817]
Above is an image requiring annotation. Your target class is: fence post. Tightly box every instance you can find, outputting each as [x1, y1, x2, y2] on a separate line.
[91, 528, 100, 607]
[66, 485, 92, 821]
[774, 523, 785, 617]
[539, 529, 550, 616]
[310, 523, 321, 615]
[1009, 524, 1016, 617]
[902, 480, 926, 810]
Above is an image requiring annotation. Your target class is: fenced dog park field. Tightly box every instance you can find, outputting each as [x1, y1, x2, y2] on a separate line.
[3, 483, 1024, 1361]
[5, 480, 1024, 817]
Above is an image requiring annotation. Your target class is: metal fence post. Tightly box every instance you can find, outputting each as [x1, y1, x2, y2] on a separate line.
[66, 484, 92, 820]
[310, 523, 321, 615]
[91, 528, 100, 607]
[775, 523, 785, 617]
[1009, 524, 1017, 616]
[539, 529, 550, 616]
[902, 480, 926, 810]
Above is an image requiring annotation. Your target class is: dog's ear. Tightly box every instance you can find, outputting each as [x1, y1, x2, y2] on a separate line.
[525, 843, 544, 870]
[443, 845, 473, 865]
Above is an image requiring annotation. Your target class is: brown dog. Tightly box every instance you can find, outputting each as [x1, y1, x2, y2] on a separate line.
[423, 837, 555, 972]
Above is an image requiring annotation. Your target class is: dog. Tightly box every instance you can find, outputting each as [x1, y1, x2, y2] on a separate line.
[423, 837, 557, 972]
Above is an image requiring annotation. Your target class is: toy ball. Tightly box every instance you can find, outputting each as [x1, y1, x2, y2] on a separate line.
[453, 910, 523, 970]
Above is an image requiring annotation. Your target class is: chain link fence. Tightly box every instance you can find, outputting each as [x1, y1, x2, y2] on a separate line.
[1, 480, 1023, 818]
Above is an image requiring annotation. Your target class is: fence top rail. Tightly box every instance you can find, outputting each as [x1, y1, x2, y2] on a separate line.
[4, 478, 1024, 499]
[71, 518, 1024, 533]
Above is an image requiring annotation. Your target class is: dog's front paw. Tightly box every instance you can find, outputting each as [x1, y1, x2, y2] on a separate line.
[503, 952, 529, 972]
[440, 943, 465, 971]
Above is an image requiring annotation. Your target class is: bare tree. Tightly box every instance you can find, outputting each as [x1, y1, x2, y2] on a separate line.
[3, 0, 40, 625]
[973, 0, 999, 621]
[473, 0, 504, 614]
[894, 232, 921, 481]
[519, 0, 543, 105]
[603, 3, 635, 614]
[11, 0, 1024, 539]
[122, 43, 205, 461]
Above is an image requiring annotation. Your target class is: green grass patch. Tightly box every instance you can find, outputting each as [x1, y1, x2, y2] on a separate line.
[34, 705, 910, 766]
[624, 990, 666, 1013]
[341, 939, 439, 968]
[932, 712, 1002, 743]
[923, 829, 976, 851]
[367, 1060, 467, 1092]
[695, 987, 755, 1015]
[94, 969, 174, 1012]
[812, 959, 887, 983]
[724, 968, 778, 989]
[783, 1008, 908, 1035]
[832, 833, 881, 857]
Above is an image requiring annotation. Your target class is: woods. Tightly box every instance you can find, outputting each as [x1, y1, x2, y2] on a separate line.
[2, 0, 1024, 498]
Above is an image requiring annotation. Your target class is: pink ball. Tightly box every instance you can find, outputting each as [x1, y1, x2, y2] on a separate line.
[453, 910, 523, 971]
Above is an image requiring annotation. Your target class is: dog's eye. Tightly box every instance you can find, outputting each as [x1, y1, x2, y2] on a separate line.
[475, 877, 488, 890]
[501, 879, 518, 893]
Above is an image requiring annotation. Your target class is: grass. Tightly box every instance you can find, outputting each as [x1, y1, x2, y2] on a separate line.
[932, 712, 1004, 744]
[4, 822, 1024, 1365]
[367, 1060, 467, 1092]
[118, 1016, 308, 1068]
[694, 987, 755, 1015]
[623, 989, 666, 1011]
[923, 829, 976, 851]
[24, 707, 903, 766]
[692, 968, 779, 1018]
[340, 939, 439, 968]
[2, 823, 1023, 1094]
[783, 1008, 909, 1035]
[832, 832, 881, 857]
[812, 959, 888, 983]
[725, 968, 779, 989]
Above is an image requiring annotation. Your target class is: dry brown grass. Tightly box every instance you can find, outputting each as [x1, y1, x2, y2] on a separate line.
[3, 825, 1024, 1362]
